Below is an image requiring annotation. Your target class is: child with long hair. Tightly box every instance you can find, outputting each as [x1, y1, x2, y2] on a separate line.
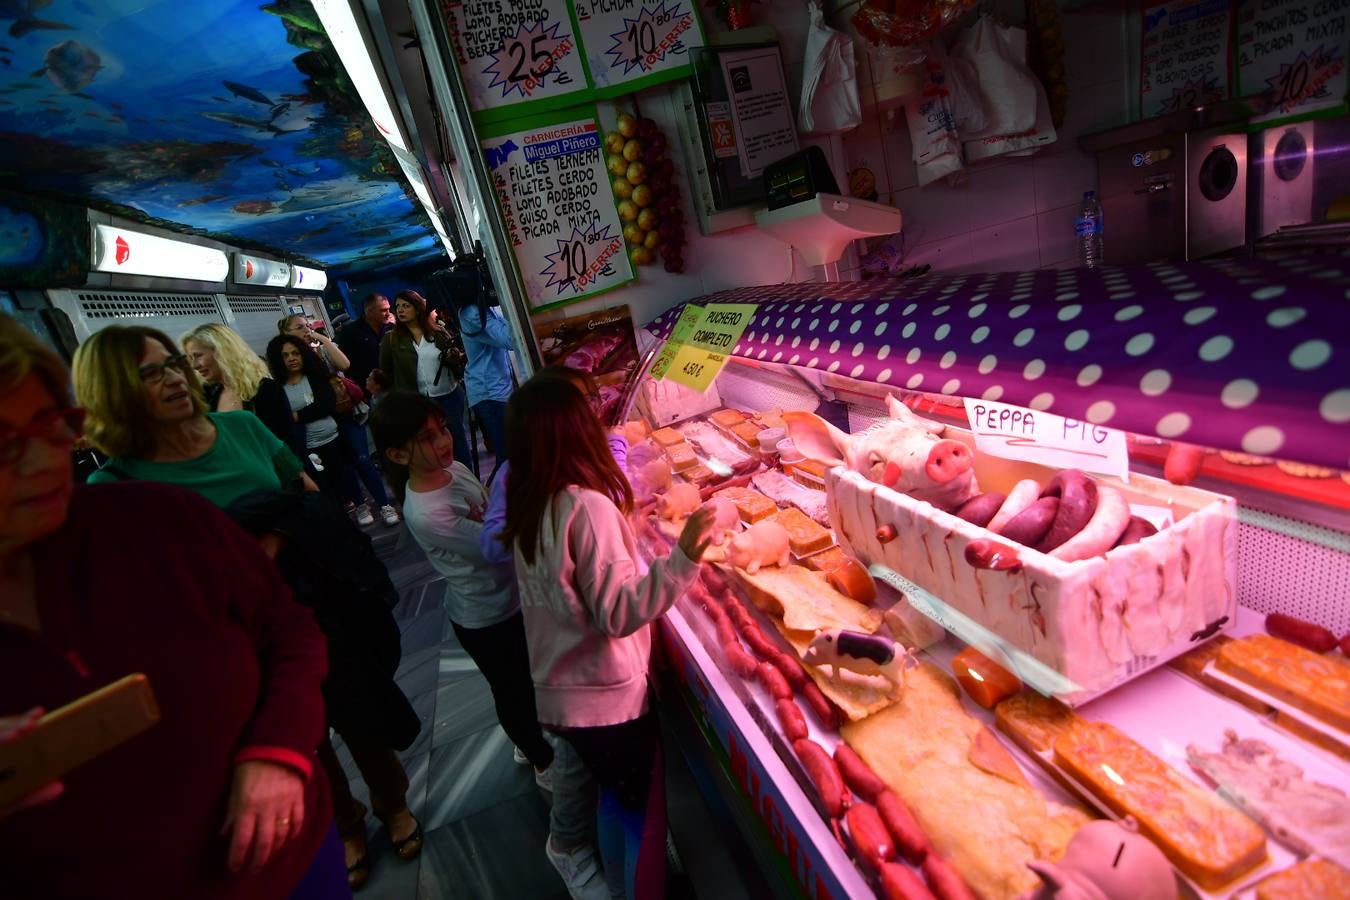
[501, 377, 715, 900]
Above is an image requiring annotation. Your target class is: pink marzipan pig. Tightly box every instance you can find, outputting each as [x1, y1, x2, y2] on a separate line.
[784, 394, 978, 512]
[726, 520, 791, 574]
[1021, 817, 1177, 900]
[655, 483, 701, 520]
[701, 499, 741, 546]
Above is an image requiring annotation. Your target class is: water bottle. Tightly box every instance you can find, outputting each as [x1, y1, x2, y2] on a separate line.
[1076, 190, 1104, 268]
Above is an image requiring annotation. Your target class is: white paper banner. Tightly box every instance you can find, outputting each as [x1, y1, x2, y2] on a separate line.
[963, 397, 1130, 481]
[572, 0, 703, 93]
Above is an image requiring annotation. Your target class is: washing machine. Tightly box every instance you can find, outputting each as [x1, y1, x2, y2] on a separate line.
[1185, 130, 1247, 260]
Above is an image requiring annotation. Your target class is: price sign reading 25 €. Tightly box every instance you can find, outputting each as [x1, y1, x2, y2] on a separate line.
[573, 0, 705, 97]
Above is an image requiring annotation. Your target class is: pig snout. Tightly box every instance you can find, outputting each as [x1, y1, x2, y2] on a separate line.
[923, 439, 972, 484]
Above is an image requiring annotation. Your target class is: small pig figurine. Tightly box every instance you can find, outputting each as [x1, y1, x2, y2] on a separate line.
[1022, 817, 1176, 900]
[655, 482, 701, 521]
[701, 499, 741, 546]
[803, 628, 912, 693]
[784, 394, 977, 512]
[725, 520, 791, 573]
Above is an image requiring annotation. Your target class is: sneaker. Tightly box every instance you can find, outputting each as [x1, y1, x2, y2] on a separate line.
[534, 764, 553, 792]
[344, 501, 357, 516]
[355, 505, 375, 527]
[513, 746, 530, 766]
[545, 835, 610, 900]
[379, 504, 401, 526]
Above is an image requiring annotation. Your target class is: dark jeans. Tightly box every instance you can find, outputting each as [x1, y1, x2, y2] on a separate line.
[451, 612, 553, 770]
[307, 435, 351, 497]
[473, 398, 508, 459]
[557, 713, 666, 900]
[317, 733, 410, 843]
[338, 416, 389, 507]
[430, 384, 471, 471]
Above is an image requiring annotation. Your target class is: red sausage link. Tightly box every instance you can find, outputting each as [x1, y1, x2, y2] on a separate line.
[741, 622, 780, 660]
[879, 862, 937, 900]
[713, 615, 739, 649]
[801, 680, 841, 730]
[986, 478, 1041, 534]
[922, 854, 977, 900]
[1164, 441, 1207, 486]
[700, 566, 730, 594]
[996, 496, 1060, 547]
[876, 524, 898, 544]
[845, 801, 895, 874]
[954, 492, 1006, 528]
[1049, 485, 1131, 562]
[757, 661, 792, 699]
[1037, 469, 1098, 552]
[724, 641, 759, 677]
[792, 738, 845, 818]
[835, 744, 887, 802]
[770, 650, 809, 690]
[1266, 613, 1338, 653]
[876, 791, 931, 864]
[775, 698, 808, 741]
[1113, 515, 1158, 547]
[1341, 633, 1350, 657]
[963, 539, 1022, 572]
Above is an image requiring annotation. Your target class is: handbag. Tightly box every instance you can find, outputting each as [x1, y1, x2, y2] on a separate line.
[329, 373, 355, 415]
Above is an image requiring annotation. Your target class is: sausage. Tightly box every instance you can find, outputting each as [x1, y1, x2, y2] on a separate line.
[876, 791, 931, 864]
[741, 622, 780, 660]
[700, 472, 753, 500]
[769, 650, 810, 691]
[713, 615, 740, 649]
[835, 744, 887, 802]
[757, 661, 793, 699]
[1342, 633, 1350, 657]
[922, 854, 977, 900]
[700, 566, 730, 594]
[828, 558, 877, 603]
[1164, 441, 1207, 486]
[985, 478, 1042, 534]
[845, 801, 895, 874]
[963, 539, 1022, 572]
[1049, 485, 1131, 562]
[1266, 613, 1338, 653]
[775, 698, 808, 741]
[724, 641, 759, 677]
[727, 603, 756, 633]
[792, 738, 845, 818]
[876, 524, 898, 544]
[879, 862, 937, 900]
[1113, 515, 1158, 547]
[953, 492, 1007, 528]
[801, 680, 841, 730]
[1037, 469, 1098, 552]
[995, 496, 1060, 547]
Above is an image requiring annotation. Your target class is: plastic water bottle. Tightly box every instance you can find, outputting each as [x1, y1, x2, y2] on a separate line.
[1076, 190, 1104, 268]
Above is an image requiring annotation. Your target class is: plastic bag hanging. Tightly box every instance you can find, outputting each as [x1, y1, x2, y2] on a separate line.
[798, 1, 862, 135]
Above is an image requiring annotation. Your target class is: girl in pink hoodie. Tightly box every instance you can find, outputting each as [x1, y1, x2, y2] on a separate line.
[500, 377, 715, 900]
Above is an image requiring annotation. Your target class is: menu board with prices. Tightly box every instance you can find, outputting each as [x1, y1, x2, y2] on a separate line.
[1140, 0, 1233, 118]
[572, 0, 705, 97]
[1237, 0, 1349, 122]
[482, 107, 635, 313]
[440, 0, 589, 124]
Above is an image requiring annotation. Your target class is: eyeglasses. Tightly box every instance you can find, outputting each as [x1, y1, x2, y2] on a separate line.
[138, 354, 191, 385]
[0, 407, 85, 467]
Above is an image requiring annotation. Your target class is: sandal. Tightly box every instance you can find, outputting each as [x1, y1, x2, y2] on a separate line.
[347, 852, 372, 891]
[391, 818, 423, 862]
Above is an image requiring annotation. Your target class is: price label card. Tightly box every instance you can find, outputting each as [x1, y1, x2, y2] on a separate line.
[1237, 0, 1349, 122]
[572, 0, 705, 97]
[441, 0, 590, 124]
[665, 343, 723, 393]
[651, 304, 702, 380]
[482, 107, 635, 312]
[686, 303, 755, 354]
[962, 397, 1130, 481]
[1140, 0, 1232, 118]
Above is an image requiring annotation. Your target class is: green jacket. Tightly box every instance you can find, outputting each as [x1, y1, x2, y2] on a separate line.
[379, 328, 460, 395]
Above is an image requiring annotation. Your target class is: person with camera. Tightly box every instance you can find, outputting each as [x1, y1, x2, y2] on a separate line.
[378, 290, 471, 468]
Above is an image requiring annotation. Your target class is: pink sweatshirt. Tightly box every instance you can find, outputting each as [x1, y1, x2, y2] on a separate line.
[514, 486, 700, 728]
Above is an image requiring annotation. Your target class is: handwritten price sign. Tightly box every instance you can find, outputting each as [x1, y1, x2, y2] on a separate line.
[1238, 0, 1348, 122]
[652, 303, 754, 392]
[573, 0, 705, 97]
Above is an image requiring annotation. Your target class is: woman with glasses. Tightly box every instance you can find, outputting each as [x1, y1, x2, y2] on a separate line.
[0, 313, 346, 898]
[182, 323, 298, 456]
[265, 334, 350, 497]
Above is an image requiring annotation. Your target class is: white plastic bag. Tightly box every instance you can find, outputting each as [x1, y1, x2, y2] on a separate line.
[798, 0, 862, 135]
[961, 25, 1057, 161]
[952, 17, 1039, 140]
[903, 43, 964, 187]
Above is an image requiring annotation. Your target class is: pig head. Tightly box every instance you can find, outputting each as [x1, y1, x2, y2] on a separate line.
[783, 395, 977, 511]
[1021, 818, 1177, 900]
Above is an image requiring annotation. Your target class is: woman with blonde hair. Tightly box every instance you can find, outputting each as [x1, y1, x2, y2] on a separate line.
[182, 322, 297, 455]
[280, 314, 352, 373]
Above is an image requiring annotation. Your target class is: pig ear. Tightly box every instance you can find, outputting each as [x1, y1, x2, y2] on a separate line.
[784, 411, 850, 468]
[886, 394, 945, 434]
[1026, 861, 1066, 890]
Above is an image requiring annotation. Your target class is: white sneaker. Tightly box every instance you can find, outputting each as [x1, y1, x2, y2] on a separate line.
[513, 746, 530, 766]
[355, 505, 375, 527]
[379, 504, 400, 526]
[545, 836, 610, 900]
[534, 764, 553, 792]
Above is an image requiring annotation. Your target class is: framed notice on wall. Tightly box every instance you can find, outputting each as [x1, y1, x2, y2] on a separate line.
[1140, 0, 1233, 118]
[440, 0, 590, 125]
[1237, 0, 1349, 123]
[480, 107, 635, 313]
[716, 44, 798, 179]
[571, 0, 706, 97]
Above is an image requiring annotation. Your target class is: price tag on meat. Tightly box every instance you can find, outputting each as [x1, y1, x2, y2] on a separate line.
[656, 303, 753, 392]
[650, 304, 702, 380]
[482, 108, 634, 312]
[440, 0, 589, 123]
[1140, 0, 1233, 118]
[572, 0, 705, 97]
[665, 343, 722, 392]
[1237, 0, 1348, 122]
[962, 398, 1130, 481]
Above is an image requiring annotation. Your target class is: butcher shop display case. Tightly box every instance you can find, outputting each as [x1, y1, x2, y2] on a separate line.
[615, 254, 1350, 900]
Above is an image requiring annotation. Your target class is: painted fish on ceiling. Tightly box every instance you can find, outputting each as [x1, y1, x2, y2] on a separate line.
[0, 0, 72, 38]
[31, 39, 100, 95]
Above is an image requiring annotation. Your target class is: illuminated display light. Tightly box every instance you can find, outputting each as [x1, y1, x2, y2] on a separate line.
[92, 225, 229, 282]
[311, 0, 408, 153]
[233, 253, 291, 287]
[289, 265, 328, 291]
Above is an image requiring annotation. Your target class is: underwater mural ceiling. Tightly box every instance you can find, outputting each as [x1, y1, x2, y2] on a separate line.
[0, 0, 446, 275]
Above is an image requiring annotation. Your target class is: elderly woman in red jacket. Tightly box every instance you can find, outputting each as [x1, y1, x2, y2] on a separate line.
[0, 313, 345, 899]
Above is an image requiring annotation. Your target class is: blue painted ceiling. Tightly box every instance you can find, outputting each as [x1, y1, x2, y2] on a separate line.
[0, 0, 447, 275]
